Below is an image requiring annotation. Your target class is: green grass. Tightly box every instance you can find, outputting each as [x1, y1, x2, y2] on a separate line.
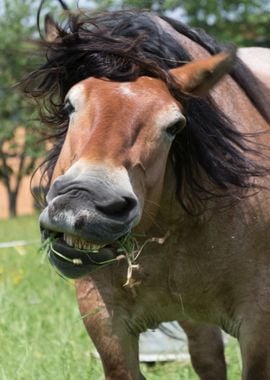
[0, 215, 241, 379]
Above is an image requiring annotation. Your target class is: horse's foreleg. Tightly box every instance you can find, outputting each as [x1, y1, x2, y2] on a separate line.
[240, 321, 270, 380]
[179, 320, 227, 380]
[75, 277, 144, 380]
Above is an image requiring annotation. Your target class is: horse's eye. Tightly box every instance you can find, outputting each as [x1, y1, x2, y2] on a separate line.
[166, 123, 181, 137]
[63, 99, 75, 116]
[166, 117, 186, 138]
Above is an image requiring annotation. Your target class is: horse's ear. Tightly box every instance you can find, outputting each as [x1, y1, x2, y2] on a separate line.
[170, 51, 236, 96]
[44, 14, 60, 42]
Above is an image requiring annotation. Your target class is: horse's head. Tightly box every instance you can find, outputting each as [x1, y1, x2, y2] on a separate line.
[43, 76, 185, 238]
[39, 27, 234, 277]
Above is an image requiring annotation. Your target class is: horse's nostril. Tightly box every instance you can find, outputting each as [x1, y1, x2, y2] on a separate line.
[96, 196, 137, 217]
[122, 196, 137, 213]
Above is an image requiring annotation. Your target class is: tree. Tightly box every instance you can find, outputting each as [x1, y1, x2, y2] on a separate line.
[0, 0, 45, 217]
[179, 0, 270, 46]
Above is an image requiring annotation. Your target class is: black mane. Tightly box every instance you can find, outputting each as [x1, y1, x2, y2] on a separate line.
[23, 10, 270, 213]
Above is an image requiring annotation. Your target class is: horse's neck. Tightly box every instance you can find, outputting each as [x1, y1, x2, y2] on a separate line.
[152, 15, 270, 233]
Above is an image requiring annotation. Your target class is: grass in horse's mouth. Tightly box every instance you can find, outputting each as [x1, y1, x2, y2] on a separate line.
[42, 231, 134, 252]
[40, 229, 132, 279]
[41, 229, 137, 266]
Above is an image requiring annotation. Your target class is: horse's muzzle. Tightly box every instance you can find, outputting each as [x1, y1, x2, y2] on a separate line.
[39, 170, 140, 278]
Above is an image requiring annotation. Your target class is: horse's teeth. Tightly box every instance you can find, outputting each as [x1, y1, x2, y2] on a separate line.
[63, 234, 72, 246]
[63, 234, 105, 252]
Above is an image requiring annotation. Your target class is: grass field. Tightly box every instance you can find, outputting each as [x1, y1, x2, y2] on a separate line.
[0, 215, 241, 379]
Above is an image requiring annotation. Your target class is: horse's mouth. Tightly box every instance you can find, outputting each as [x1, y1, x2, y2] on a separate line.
[41, 228, 124, 279]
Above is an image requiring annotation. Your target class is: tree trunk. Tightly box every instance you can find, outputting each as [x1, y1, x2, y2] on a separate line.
[8, 191, 18, 218]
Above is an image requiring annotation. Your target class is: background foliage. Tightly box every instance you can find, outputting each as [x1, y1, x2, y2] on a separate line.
[0, 0, 45, 216]
[97, 0, 270, 46]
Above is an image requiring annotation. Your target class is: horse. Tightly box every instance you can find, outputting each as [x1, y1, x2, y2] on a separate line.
[23, 10, 270, 380]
